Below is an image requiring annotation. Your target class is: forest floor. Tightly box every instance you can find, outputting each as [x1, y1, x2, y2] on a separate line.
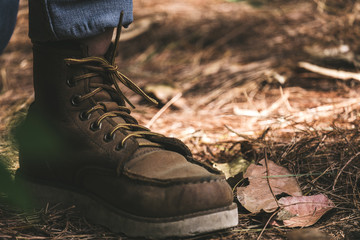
[1, 0, 360, 239]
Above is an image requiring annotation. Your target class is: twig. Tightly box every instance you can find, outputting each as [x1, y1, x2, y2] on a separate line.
[280, 86, 293, 111]
[264, 149, 280, 208]
[311, 166, 331, 184]
[233, 90, 290, 118]
[256, 209, 281, 240]
[311, 135, 327, 157]
[258, 127, 271, 141]
[146, 93, 182, 128]
[318, 215, 360, 229]
[261, 97, 360, 129]
[299, 61, 360, 82]
[333, 152, 360, 190]
[232, 178, 245, 193]
[224, 125, 252, 140]
[259, 90, 290, 117]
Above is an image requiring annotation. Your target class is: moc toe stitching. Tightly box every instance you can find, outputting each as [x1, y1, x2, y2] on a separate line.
[77, 167, 233, 218]
[122, 169, 225, 185]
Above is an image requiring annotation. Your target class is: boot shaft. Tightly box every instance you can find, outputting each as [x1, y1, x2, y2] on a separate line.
[32, 42, 84, 116]
[32, 28, 114, 114]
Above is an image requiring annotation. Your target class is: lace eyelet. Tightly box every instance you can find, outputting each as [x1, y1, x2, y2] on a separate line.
[70, 95, 82, 106]
[90, 122, 102, 131]
[103, 133, 115, 142]
[66, 78, 76, 87]
[79, 112, 91, 121]
[115, 143, 123, 151]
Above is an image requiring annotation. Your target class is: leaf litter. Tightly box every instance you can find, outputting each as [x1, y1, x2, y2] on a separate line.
[236, 159, 335, 228]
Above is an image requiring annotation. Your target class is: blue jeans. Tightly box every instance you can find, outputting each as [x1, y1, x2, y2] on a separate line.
[0, 0, 19, 53]
[29, 0, 133, 41]
[0, 0, 133, 52]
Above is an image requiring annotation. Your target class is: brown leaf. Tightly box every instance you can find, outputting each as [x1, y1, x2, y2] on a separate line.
[276, 194, 335, 227]
[237, 159, 302, 213]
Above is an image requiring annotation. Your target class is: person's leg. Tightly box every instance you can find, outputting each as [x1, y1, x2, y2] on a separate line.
[0, 0, 19, 53]
[16, 1, 238, 238]
[29, 0, 133, 41]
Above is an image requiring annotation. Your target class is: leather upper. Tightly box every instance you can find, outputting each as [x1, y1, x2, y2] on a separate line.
[17, 41, 234, 218]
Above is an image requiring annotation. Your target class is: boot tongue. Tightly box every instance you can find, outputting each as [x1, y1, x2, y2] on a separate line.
[82, 28, 114, 57]
[81, 32, 161, 154]
[82, 45, 128, 125]
[81, 32, 127, 124]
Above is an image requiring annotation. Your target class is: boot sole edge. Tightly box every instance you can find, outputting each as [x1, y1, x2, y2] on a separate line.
[19, 178, 238, 238]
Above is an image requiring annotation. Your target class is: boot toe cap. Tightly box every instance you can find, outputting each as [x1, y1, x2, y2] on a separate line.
[82, 173, 234, 218]
[80, 149, 234, 218]
[125, 150, 215, 180]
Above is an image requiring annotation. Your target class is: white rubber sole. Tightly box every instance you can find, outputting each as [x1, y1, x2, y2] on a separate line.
[20, 179, 239, 238]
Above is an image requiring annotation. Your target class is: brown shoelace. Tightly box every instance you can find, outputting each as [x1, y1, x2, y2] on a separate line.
[64, 12, 163, 149]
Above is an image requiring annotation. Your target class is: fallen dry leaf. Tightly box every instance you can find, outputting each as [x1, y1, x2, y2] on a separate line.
[276, 194, 335, 227]
[237, 159, 302, 213]
[213, 157, 250, 179]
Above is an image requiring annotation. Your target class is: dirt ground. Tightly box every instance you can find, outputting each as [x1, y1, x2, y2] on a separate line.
[1, 0, 360, 239]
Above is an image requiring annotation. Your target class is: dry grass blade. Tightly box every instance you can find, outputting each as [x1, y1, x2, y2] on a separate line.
[256, 209, 281, 240]
[146, 92, 182, 128]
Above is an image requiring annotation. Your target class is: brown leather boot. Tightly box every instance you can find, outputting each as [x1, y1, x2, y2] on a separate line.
[16, 20, 238, 238]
